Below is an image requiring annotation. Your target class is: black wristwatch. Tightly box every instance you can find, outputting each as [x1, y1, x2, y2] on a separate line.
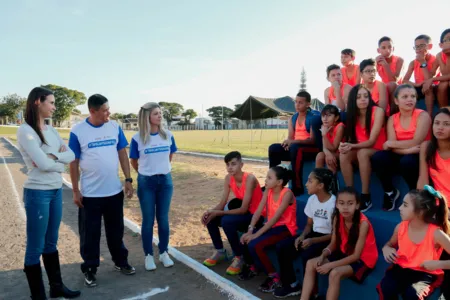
[420, 62, 428, 68]
[125, 178, 133, 183]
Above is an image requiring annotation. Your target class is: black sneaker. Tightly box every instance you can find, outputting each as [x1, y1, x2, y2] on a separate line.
[84, 271, 97, 287]
[360, 194, 372, 213]
[382, 189, 400, 211]
[274, 285, 302, 298]
[259, 276, 281, 293]
[238, 264, 257, 281]
[114, 263, 136, 275]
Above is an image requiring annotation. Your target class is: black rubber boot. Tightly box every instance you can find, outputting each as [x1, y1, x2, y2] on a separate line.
[42, 251, 81, 299]
[24, 264, 48, 300]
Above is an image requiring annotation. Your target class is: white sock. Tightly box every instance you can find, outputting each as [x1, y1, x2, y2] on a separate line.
[386, 191, 393, 196]
[217, 249, 225, 253]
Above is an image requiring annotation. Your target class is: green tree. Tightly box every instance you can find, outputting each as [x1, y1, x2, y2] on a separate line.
[73, 108, 81, 114]
[124, 113, 137, 119]
[0, 94, 26, 123]
[158, 102, 184, 126]
[41, 84, 87, 126]
[181, 109, 197, 124]
[111, 113, 125, 120]
[299, 67, 307, 91]
[206, 106, 233, 129]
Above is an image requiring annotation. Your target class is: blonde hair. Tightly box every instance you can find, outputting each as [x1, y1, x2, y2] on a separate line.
[138, 102, 167, 144]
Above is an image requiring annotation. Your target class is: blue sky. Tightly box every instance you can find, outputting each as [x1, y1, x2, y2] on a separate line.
[1, 0, 449, 117]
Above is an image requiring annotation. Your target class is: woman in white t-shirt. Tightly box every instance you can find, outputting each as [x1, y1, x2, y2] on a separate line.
[129, 102, 178, 271]
[17, 87, 80, 299]
[273, 168, 336, 298]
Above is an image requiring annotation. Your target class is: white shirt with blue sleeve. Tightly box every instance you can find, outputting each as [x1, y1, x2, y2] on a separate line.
[68, 119, 129, 198]
[129, 131, 177, 176]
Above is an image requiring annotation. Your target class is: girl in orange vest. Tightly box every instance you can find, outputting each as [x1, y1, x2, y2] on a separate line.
[339, 85, 387, 212]
[372, 84, 431, 211]
[316, 104, 345, 177]
[417, 108, 450, 207]
[377, 186, 450, 299]
[239, 165, 297, 293]
[300, 187, 378, 300]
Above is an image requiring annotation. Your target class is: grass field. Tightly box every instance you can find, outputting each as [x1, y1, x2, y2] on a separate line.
[0, 126, 286, 159]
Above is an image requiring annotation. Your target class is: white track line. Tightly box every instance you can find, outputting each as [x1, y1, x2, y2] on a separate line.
[0, 139, 26, 219]
[3, 137, 260, 300]
[120, 287, 169, 300]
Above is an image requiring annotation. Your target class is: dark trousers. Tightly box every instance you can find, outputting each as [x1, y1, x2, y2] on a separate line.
[243, 225, 293, 274]
[276, 231, 328, 287]
[371, 151, 420, 191]
[79, 191, 129, 273]
[206, 212, 263, 257]
[377, 264, 443, 300]
[268, 143, 318, 190]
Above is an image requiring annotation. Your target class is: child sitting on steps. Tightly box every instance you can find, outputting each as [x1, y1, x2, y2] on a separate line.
[300, 187, 378, 300]
[273, 168, 336, 298]
[239, 165, 297, 293]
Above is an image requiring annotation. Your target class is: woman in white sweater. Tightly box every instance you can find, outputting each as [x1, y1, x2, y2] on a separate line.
[17, 87, 80, 299]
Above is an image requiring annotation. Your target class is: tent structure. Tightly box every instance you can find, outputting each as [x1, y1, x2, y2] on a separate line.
[230, 96, 296, 120]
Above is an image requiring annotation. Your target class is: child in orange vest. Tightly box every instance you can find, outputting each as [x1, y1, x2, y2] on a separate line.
[324, 64, 352, 111]
[422, 28, 450, 110]
[376, 36, 405, 109]
[403, 34, 440, 116]
[339, 85, 387, 212]
[377, 186, 450, 299]
[418, 108, 450, 207]
[239, 165, 297, 293]
[360, 58, 390, 115]
[201, 151, 264, 276]
[316, 104, 345, 176]
[300, 187, 378, 300]
[372, 84, 431, 211]
[341, 49, 361, 87]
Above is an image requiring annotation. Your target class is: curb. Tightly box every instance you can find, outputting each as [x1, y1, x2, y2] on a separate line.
[2, 137, 260, 300]
[177, 151, 268, 164]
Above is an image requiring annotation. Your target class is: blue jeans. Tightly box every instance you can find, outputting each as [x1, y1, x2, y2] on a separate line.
[24, 188, 62, 266]
[137, 173, 173, 256]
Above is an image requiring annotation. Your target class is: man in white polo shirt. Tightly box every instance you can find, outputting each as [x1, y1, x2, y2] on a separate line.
[69, 94, 135, 287]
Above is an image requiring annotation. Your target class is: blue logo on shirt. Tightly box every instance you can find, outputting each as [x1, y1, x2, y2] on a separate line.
[144, 146, 169, 154]
[88, 139, 117, 148]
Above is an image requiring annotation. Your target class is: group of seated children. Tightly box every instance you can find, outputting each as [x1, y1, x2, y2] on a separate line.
[325, 30, 450, 117]
[201, 150, 450, 299]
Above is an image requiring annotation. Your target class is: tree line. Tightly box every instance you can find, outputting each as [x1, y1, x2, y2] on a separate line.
[0, 84, 239, 128]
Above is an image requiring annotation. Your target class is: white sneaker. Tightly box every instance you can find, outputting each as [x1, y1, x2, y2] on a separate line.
[145, 254, 156, 271]
[159, 252, 174, 268]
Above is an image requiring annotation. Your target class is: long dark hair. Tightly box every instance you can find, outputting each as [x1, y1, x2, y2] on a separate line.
[334, 187, 361, 254]
[408, 189, 450, 234]
[25, 87, 54, 145]
[426, 108, 450, 170]
[345, 85, 378, 143]
[310, 168, 337, 195]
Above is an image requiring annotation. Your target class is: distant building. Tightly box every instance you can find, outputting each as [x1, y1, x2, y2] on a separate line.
[121, 118, 139, 131]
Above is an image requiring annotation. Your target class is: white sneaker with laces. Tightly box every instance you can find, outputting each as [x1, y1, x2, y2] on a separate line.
[145, 254, 157, 271]
[159, 252, 174, 268]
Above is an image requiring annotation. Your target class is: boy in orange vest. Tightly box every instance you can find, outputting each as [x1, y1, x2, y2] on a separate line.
[403, 34, 439, 115]
[376, 36, 404, 107]
[422, 28, 450, 109]
[341, 49, 360, 87]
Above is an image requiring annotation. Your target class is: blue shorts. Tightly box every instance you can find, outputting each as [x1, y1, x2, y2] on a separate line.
[328, 250, 373, 284]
